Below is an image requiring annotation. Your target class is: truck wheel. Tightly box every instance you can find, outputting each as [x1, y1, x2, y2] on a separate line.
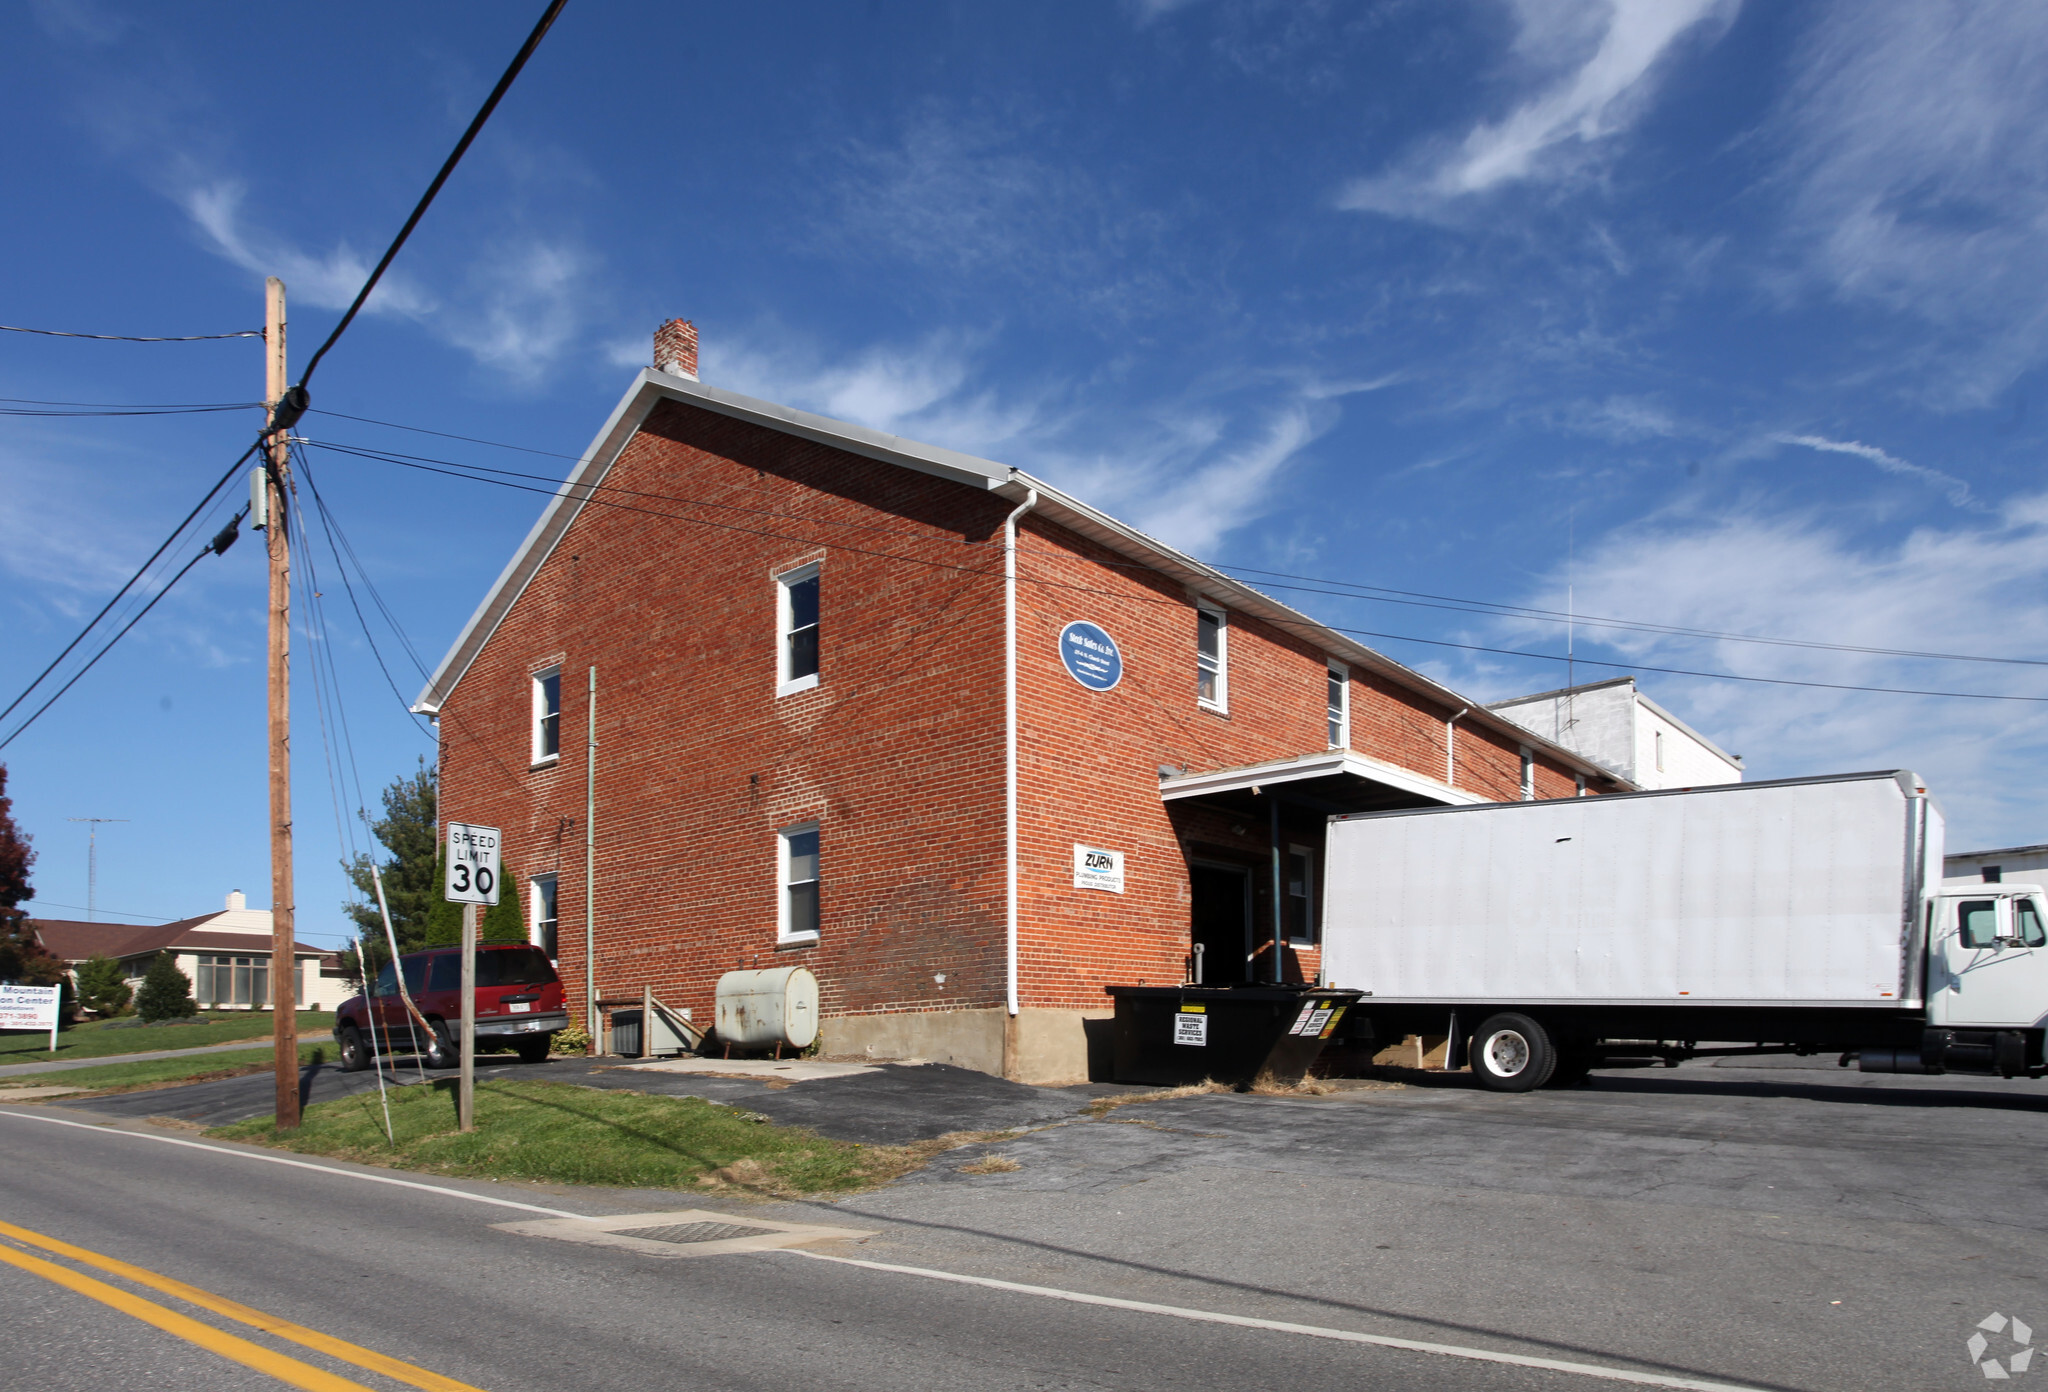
[1472, 1013, 1557, 1092]
[424, 1020, 459, 1071]
[338, 1025, 370, 1073]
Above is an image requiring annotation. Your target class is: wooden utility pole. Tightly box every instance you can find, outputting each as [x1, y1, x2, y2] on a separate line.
[265, 276, 300, 1129]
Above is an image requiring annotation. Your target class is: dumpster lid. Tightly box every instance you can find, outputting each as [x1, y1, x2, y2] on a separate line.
[1104, 984, 1363, 1003]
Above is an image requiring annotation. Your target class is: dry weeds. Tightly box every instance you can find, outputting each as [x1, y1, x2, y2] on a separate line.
[1082, 1080, 1232, 1118]
[957, 1154, 1022, 1175]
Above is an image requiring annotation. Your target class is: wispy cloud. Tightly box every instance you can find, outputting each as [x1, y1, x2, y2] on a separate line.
[181, 182, 433, 317]
[707, 328, 1383, 555]
[1773, 433, 1979, 510]
[1771, 3, 2048, 406]
[1342, 0, 1736, 218]
[1473, 494, 2048, 845]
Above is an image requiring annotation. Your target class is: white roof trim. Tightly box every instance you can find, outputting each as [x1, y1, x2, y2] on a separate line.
[412, 370, 1636, 789]
[1160, 750, 1487, 807]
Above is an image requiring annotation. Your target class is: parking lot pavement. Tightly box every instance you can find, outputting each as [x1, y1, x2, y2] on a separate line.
[802, 1061, 2048, 1392]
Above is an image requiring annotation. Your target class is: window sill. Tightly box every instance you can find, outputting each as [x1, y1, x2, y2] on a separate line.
[776, 933, 819, 949]
[530, 755, 561, 771]
[1198, 700, 1230, 718]
[777, 674, 820, 699]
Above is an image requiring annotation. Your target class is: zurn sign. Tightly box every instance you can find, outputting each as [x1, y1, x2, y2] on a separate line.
[444, 822, 502, 906]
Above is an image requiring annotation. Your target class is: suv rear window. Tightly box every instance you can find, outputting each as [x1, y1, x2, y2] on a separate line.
[478, 947, 557, 987]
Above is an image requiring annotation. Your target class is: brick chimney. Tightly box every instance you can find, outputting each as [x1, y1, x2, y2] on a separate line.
[653, 318, 698, 380]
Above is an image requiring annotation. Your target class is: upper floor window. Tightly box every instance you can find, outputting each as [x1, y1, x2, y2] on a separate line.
[1197, 604, 1228, 711]
[780, 822, 821, 943]
[778, 563, 821, 696]
[531, 667, 561, 764]
[1654, 729, 1666, 773]
[1520, 747, 1536, 801]
[531, 873, 559, 959]
[1326, 661, 1349, 748]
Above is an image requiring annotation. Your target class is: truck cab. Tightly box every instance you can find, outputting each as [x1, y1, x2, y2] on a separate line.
[1926, 883, 2048, 1030]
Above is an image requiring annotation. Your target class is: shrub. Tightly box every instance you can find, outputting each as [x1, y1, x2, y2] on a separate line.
[75, 954, 131, 1016]
[135, 952, 197, 1023]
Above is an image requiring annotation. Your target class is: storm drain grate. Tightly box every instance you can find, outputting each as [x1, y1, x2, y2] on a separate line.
[613, 1222, 778, 1245]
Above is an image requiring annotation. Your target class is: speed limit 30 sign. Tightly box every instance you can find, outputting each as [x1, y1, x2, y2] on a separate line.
[444, 822, 502, 906]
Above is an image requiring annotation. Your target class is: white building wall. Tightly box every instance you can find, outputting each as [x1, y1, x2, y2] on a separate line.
[1944, 844, 2048, 887]
[1489, 677, 1742, 791]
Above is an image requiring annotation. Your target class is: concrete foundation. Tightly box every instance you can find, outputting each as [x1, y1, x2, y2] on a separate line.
[820, 1007, 1115, 1085]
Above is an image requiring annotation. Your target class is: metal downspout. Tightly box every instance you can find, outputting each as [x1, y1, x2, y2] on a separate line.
[1445, 706, 1467, 788]
[1269, 793, 1283, 985]
[1004, 489, 1039, 1038]
[584, 665, 597, 1054]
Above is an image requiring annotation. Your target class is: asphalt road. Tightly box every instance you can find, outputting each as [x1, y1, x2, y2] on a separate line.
[2, 1057, 2042, 1392]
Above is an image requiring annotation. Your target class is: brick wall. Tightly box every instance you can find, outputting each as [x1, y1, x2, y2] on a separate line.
[438, 400, 1017, 1029]
[436, 392, 1597, 1031]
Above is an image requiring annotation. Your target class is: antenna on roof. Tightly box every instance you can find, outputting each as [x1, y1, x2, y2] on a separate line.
[64, 818, 128, 921]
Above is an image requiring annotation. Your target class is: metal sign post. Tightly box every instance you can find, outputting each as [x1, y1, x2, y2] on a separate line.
[444, 821, 501, 1134]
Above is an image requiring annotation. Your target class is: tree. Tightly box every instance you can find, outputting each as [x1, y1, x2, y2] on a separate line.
[342, 760, 440, 958]
[135, 951, 196, 1022]
[0, 763, 31, 933]
[74, 955, 131, 1016]
[0, 763, 68, 1023]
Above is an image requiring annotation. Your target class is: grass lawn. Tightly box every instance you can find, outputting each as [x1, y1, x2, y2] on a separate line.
[6, 1043, 330, 1094]
[0, 1012, 337, 1064]
[212, 1078, 963, 1197]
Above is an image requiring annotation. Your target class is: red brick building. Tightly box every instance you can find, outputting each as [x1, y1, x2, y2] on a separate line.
[416, 321, 1626, 1082]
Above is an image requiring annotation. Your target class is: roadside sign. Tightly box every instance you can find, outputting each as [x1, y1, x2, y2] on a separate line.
[444, 822, 502, 906]
[0, 983, 62, 1052]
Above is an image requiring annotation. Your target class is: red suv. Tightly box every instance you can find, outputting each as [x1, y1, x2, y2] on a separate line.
[335, 945, 568, 1070]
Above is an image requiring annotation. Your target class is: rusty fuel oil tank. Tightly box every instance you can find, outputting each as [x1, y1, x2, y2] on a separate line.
[714, 966, 820, 1050]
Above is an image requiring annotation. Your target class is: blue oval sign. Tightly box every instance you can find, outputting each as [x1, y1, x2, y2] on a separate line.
[1058, 621, 1123, 691]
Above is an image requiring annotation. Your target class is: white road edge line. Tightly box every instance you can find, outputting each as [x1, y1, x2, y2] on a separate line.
[780, 1249, 1768, 1392]
[0, 1108, 583, 1219]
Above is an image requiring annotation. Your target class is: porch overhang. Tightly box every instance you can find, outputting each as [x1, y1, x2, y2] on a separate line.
[1159, 750, 1488, 816]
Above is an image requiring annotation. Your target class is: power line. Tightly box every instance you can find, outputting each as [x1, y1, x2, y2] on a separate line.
[307, 438, 2048, 705]
[293, 0, 570, 393]
[302, 417, 2045, 671]
[310, 431, 2048, 678]
[0, 446, 256, 729]
[0, 324, 261, 342]
[0, 399, 261, 418]
[0, 509, 248, 750]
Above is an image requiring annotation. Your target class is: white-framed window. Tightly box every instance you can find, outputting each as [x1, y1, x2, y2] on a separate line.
[195, 954, 270, 1009]
[1520, 747, 1536, 801]
[1196, 604, 1228, 711]
[778, 822, 821, 944]
[1575, 773, 1587, 798]
[777, 563, 821, 696]
[530, 873, 559, 959]
[1654, 728, 1665, 773]
[1326, 660, 1349, 748]
[1285, 844, 1316, 946]
[531, 666, 562, 764]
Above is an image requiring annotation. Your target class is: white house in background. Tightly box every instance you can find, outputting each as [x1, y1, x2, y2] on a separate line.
[1487, 676, 1744, 791]
[32, 891, 349, 1012]
[1945, 844, 2048, 887]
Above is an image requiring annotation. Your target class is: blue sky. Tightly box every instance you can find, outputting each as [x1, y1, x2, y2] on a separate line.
[5, 0, 2046, 944]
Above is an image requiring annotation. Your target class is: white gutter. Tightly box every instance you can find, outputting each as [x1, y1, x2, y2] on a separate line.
[1003, 488, 1039, 1020]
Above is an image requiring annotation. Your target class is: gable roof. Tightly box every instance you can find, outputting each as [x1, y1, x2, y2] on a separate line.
[33, 915, 324, 964]
[415, 369, 1631, 789]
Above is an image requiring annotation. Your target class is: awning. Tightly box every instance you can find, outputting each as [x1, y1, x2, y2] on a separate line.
[1159, 750, 1488, 816]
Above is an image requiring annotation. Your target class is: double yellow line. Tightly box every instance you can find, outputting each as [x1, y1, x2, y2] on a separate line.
[0, 1218, 486, 1391]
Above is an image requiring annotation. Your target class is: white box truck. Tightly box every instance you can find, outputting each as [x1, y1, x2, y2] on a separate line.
[1320, 770, 2048, 1091]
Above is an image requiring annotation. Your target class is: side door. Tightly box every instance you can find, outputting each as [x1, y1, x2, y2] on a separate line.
[1939, 894, 2048, 1027]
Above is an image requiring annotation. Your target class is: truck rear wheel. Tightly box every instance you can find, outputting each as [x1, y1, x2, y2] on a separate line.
[1472, 1013, 1557, 1092]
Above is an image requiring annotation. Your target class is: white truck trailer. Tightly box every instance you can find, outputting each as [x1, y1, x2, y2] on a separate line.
[1320, 770, 2048, 1090]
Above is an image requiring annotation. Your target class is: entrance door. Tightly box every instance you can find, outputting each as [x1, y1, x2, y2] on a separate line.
[1940, 892, 2048, 1027]
[1190, 864, 1252, 984]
